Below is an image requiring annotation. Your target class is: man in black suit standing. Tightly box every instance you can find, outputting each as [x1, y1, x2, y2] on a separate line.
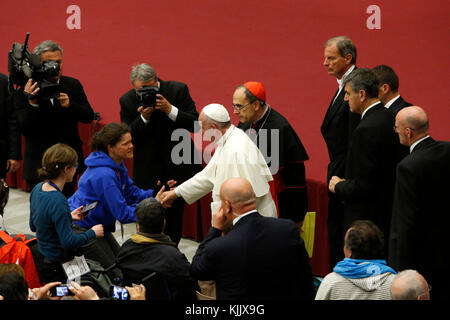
[14, 40, 95, 197]
[120, 63, 201, 245]
[321, 36, 360, 268]
[190, 177, 314, 300]
[0, 73, 21, 180]
[372, 65, 412, 116]
[389, 106, 450, 300]
[372, 64, 412, 162]
[328, 68, 399, 245]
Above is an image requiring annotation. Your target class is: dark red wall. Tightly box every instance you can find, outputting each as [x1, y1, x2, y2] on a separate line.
[1, 0, 449, 183]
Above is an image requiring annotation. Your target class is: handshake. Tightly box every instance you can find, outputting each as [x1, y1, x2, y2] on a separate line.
[153, 180, 180, 208]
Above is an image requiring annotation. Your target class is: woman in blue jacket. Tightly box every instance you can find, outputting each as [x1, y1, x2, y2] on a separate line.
[69, 122, 166, 268]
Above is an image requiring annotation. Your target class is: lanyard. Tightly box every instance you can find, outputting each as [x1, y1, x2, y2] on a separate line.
[47, 180, 61, 192]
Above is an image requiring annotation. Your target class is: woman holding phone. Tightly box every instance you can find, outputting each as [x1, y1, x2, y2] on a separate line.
[68, 122, 168, 269]
[29, 143, 104, 284]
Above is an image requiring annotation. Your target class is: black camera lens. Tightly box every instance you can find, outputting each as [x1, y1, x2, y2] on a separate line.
[42, 60, 60, 77]
[136, 86, 159, 108]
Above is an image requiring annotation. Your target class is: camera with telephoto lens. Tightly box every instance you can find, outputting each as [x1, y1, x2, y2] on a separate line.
[136, 86, 159, 108]
[7, 32, 60, 100]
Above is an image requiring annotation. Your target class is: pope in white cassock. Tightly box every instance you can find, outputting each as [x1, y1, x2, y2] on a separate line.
[160, 103, 277, 218]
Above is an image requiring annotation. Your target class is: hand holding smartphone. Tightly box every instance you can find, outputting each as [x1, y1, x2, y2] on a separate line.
[81, 201, 98, 217]
[50, 284, 74, 297]
[110, 285, 130, 300]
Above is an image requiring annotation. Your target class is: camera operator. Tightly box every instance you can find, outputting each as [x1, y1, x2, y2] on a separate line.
[119, 63, 201, 245]
[0, 73, 21, 179]
[13, 40, 95, 197]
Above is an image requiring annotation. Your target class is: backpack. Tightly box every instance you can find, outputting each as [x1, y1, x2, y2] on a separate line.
[0, 231, 41, 289]
[79, 258, 122, 298]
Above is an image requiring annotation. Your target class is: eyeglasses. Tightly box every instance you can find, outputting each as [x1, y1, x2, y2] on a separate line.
[232, 101, 253, 111]
[393, 125, 416, 132]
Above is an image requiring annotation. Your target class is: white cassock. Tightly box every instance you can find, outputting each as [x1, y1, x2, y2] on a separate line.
[176, 125, 277, 218]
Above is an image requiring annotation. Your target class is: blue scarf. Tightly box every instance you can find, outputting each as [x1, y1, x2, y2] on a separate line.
[333, 258, 397, 279]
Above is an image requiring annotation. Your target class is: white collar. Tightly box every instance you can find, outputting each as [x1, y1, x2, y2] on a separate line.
[361, 101, 380, 119]
[384, 95, 401, 109]
[233, 209, 257, 226]
[337, 65, 356, 89]
[216, 125, 235, 147]
[253, 105, 270, 124]
[410, 135, 430, 153]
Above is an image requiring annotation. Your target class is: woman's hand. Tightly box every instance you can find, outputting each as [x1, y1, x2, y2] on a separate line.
[155, 185, 166, 203]
[71, 206, 84, 221]
[91, 224, 104, 238]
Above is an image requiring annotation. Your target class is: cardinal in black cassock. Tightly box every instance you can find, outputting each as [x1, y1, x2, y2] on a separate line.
[234, 81, 309, 226]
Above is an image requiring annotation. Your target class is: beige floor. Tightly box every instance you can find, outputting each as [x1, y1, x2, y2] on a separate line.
[2, 187, 199, 262]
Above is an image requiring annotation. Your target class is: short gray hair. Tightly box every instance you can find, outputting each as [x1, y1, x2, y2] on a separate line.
[324, 35, 357, 64]
[33, 40, 63, 56]
[130, 63, 157, 85]
[344, 68, 379, 99]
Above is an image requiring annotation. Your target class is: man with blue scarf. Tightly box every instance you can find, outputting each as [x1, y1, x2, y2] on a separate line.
[316, 220, 397, 300]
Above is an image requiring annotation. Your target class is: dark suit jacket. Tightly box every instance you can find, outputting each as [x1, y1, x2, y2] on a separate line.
[0, 73, 21, 178]
[13, 75, 94, 181]
[385, 95, 412, 116]
[119, 79, 201, 189]
[389, 137, 450, 300]
[238, 107, 309, 222]
[335, 103, 399, 237]
[321, 84, 360, 183]
[190, 212, 315, 300]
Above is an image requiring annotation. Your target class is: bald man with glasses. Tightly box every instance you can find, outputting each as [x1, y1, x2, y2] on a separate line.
[389, 106, 450, 300]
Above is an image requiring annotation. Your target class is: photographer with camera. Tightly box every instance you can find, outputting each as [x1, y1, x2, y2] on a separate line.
[0, 73, 21, 180]
[119, 63, 201, 245]
[12, 39, 95, 197]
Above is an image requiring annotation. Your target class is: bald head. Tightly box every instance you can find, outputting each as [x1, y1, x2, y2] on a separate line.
[391, 270, 430, 300]
[395, 106, 429, 146]
[220, 178, 256, 214]
[397, 106, 429, 133]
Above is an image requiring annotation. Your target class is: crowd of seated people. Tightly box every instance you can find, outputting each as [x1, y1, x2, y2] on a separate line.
[1, 169, 433, 301]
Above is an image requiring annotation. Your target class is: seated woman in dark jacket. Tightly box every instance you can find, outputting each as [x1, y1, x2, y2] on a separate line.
[29, 143, 104, 283]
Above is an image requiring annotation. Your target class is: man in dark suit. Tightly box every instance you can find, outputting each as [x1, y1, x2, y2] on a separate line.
[389, 106, 450, 300]
[372, 65, 412, 116]
[234, 81, 309, 228]
[190, 177, 315, 300]
[372, 64, 412, 162]
[13, 40, 95, 197]
[328, 68, 399, 245]
[321, 36, 361, 268]
[120, 63, 201, 245]
[0, 73, 21, 179]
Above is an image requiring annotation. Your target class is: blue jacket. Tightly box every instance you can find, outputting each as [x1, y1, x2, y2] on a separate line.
[68, 151, 154, 233]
